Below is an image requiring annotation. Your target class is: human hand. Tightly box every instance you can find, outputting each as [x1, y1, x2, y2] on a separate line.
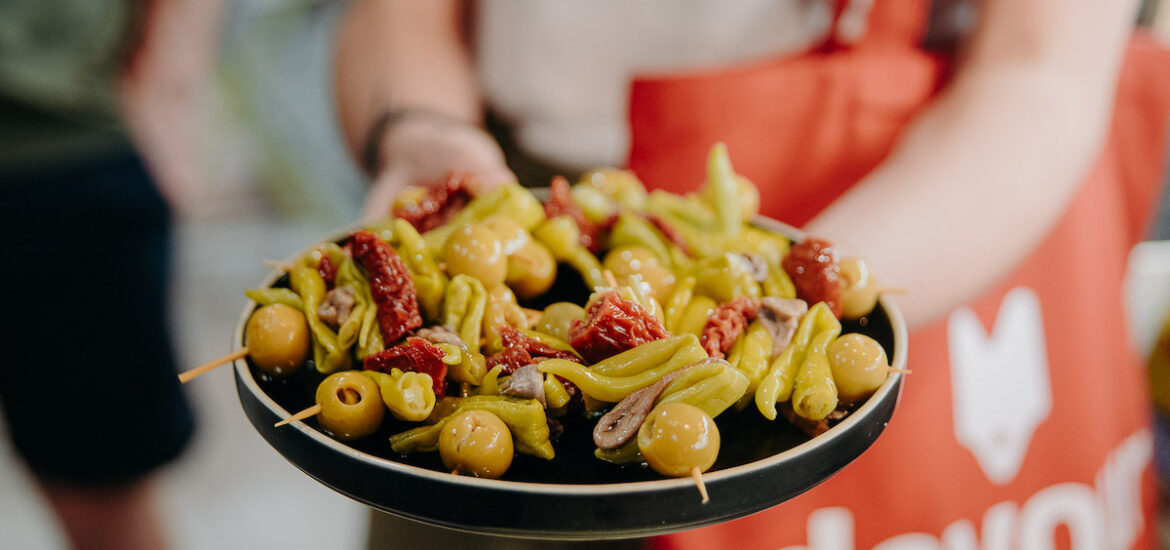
[361, 111, 514, 221]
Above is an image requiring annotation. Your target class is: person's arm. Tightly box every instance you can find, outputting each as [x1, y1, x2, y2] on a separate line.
[334, 0, 512, 220]
[803, 0, 1139, 328]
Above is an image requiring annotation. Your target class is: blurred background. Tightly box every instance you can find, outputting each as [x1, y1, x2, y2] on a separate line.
[2, 1, 1170, 549]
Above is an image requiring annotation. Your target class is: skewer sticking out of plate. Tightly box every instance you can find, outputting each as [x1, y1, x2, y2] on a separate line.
[178, 302, 310, 383]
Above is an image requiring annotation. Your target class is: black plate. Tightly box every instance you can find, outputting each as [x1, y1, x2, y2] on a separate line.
[233, 218, 907, 539]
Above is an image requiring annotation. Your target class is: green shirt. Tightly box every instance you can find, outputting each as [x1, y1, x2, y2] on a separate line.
[0, 0, 136, 174]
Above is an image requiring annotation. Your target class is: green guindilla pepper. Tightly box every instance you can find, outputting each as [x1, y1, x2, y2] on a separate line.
[333, 251, 382, 359]
[675, 295, 718, 338]
[606, 214, 672, 265]
[476, 365, 505, 396]
[389, 395, 554, 460]
[245, 288, 304, 311]
[594, 438, 642, 464]
[391, 218, 447, 322]
[727, 320, 773, 410]
[662, 276, 696, 334]
[702, 142, 742, 236]
[791, 316, 842, 421]
[435, 342, 486, 386]
[442, 274, 488, 351]
[754, 302, 838, 420]
[543, 374, 572, 410]
[537, 336, 706, 402]
[520, 329, 580, 358]
[289, 263, 351, 373]
[589, 334, 701, 377]
[736, 227, 790, 268]
[362, 369, 436, 422]
[658, 358, 750, 418]
[762, 261, 797, 299]
[694, 253, 762, 304]
[533, 216, 607, 289]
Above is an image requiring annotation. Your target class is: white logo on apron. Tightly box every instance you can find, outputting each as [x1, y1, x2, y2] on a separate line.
[947, 287, 1052, 485]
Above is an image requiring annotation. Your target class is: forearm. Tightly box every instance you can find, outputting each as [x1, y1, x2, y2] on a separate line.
[334, 0, 481, 169]
[804, 1, 1137, 328]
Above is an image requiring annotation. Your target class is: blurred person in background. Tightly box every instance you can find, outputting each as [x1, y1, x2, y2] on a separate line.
[224, 0, 1170, 548]
[0, 1, 219, 548]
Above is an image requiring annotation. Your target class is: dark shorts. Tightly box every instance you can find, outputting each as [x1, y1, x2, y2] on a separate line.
[0, 153, 195, 485]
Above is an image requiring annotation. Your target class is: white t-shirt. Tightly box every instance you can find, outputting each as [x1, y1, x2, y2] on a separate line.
[476, 0, 835, 171]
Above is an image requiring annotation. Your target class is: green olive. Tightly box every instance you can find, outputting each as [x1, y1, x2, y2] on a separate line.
[315, 371, 385, 441]
[506, 239, 557, 300]
[443, 223, 507, 288]
[579, 168, 647, 210]
[439, 409, 514, 479]
[245, 304, 309, 377]
[535, 302, 586, 342]
[637, 402, 721, 477]
[827, 333, 889, 406]
[480, 215, 529, 255]
[602, 246, 676, 304]
[839, 258, 879, 319]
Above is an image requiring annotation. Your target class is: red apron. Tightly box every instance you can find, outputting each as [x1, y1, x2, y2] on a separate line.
[625, 1, 1170, 548]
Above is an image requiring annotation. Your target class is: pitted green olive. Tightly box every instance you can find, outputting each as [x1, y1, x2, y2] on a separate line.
[839, 258, 880, 319]
[637, 402, 721, 477]
[439, 409, 514, 478]
[827, 333, 889, 406]
[315, 371, 385, 441]
[443, 223, 507, 288]
[536, 302, 586, 342]
[602, 245, 676, 304]
[506, 239, 557, 300]
[245, 304, 310, 377]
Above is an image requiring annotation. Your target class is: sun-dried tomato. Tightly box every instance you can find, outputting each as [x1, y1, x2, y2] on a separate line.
[317, 255, 338, 289]
[351, 230, 422, 345]
[569, 290, 670, 364]
[641, 212, 692, 257]
[363, 336, 449, 396]
[485, 326, 582, 374]
[544, 176, 603, 253]
[393, 171, 476, 233]
[782, 238, 844, 318]
[701, 296, 760, 359]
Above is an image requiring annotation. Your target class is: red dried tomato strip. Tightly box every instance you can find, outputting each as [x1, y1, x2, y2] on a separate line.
[363, 337, 448, 396]
[392, 171, 476, 233]
[351, 230, 422, 345]
[782, 238, 844, 318]
[569, 290, 670, 364]
[641, 212, 693, 257]
[317, 255, 338, 289]
[485, 326, 582, 374]
[544, 176, 603, 253]
[701, 296, 760, 359]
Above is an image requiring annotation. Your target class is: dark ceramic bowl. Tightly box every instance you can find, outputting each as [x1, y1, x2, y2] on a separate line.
[233, 217, 907, 540]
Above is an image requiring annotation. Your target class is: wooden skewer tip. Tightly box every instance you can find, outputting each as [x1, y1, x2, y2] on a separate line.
[878, 286, 908, 295]
[691, 466, 710, 504]
[274, 403, 322, 428]
[178, 347, 249, 383]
